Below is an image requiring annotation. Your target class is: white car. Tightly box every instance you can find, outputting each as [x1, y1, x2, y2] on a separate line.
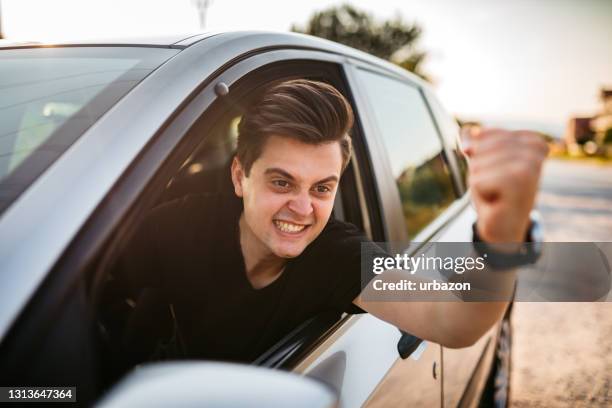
[0, 32, 510, 407]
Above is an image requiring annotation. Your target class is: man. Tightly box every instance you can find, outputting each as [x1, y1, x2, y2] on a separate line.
[111, 79, 548, 365]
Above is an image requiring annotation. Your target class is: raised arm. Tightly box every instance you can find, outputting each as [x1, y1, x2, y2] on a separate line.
[354, 128, 549, 348]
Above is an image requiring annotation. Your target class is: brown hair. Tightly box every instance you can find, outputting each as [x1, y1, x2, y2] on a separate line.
[236, 79, 354, 176]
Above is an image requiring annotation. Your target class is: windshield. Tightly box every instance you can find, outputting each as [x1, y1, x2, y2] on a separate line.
[0, 46, 179, 214]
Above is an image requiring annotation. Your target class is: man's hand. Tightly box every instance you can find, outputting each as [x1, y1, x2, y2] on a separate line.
[463, 128, 549, 243]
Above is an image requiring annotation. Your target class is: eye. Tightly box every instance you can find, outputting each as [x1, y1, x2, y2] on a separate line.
[314, 184, 331, 194]
[272, 179, 290, 188]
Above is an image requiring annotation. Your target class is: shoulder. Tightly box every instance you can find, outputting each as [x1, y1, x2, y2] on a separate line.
[304, 218, 369, 259]
[303, 218, 388, 265]
[295, 219, 373, 314]
[322, 218, 368, 243]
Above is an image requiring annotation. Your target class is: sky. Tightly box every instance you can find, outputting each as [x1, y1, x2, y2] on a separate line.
[2, 0, 611, 137]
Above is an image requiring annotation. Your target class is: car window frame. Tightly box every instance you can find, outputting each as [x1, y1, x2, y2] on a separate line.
[422, 88, 469, 194]
[344, 59, 468, 245]
[87, 53, 379, 371]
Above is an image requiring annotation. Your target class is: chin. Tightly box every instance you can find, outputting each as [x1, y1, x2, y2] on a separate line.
[274, 245, 307, 259]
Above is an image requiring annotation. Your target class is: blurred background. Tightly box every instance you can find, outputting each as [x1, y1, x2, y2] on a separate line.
[1, 0, 611, 405]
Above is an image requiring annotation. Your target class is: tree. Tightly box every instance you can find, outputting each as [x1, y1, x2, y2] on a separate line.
[604, 128, 612, 145]
[291, 4, 429, 81]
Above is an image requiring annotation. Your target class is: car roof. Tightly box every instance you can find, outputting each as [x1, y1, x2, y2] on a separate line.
[0, 33, 217, 49]
[0, 31, 428, 87]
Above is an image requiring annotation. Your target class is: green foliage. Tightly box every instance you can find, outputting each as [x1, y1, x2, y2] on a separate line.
[576, 137, 588, 146]
[604, 128, 612, 145]
[395, 156, 456, 237]
[292, 4, 429, 81]
[399, 165, 445, 206]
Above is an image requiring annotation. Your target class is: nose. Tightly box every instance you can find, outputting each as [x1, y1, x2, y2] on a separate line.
[287, 191, 314, 218]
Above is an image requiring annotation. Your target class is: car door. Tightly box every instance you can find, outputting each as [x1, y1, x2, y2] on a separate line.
[423, 89, 499, 407]
[344, 59, 493, 407]
[345, 61, 459, 407]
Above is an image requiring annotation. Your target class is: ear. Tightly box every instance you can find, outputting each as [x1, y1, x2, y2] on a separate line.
[230, 156, 245, 197]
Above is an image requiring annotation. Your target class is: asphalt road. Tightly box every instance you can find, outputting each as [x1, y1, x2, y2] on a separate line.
[510, 159, 612, 407]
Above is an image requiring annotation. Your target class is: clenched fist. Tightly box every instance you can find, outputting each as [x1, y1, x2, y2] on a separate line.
[463, 128, 549, 243]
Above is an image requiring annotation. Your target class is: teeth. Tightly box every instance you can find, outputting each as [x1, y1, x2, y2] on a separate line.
[274, 220, 306, 233]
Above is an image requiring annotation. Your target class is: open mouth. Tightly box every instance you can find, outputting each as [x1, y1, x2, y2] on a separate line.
[273, 220, 309, 234]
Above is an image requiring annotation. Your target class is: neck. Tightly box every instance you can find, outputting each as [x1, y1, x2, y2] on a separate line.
[238, 213, 287, 288]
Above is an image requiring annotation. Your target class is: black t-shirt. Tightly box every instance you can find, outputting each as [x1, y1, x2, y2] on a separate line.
[113, 193, 370, 363]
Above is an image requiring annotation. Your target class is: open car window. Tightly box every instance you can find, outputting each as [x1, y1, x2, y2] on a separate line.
[95, 65, 368, 387]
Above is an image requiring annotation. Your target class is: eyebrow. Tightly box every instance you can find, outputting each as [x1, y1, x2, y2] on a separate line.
[264, 168, 339, 185]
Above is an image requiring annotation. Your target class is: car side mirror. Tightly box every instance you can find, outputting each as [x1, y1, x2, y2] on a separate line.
[97, 361, 337, 408]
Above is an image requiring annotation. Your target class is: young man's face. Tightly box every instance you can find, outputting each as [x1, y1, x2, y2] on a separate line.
[231, 135, 343, 259]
